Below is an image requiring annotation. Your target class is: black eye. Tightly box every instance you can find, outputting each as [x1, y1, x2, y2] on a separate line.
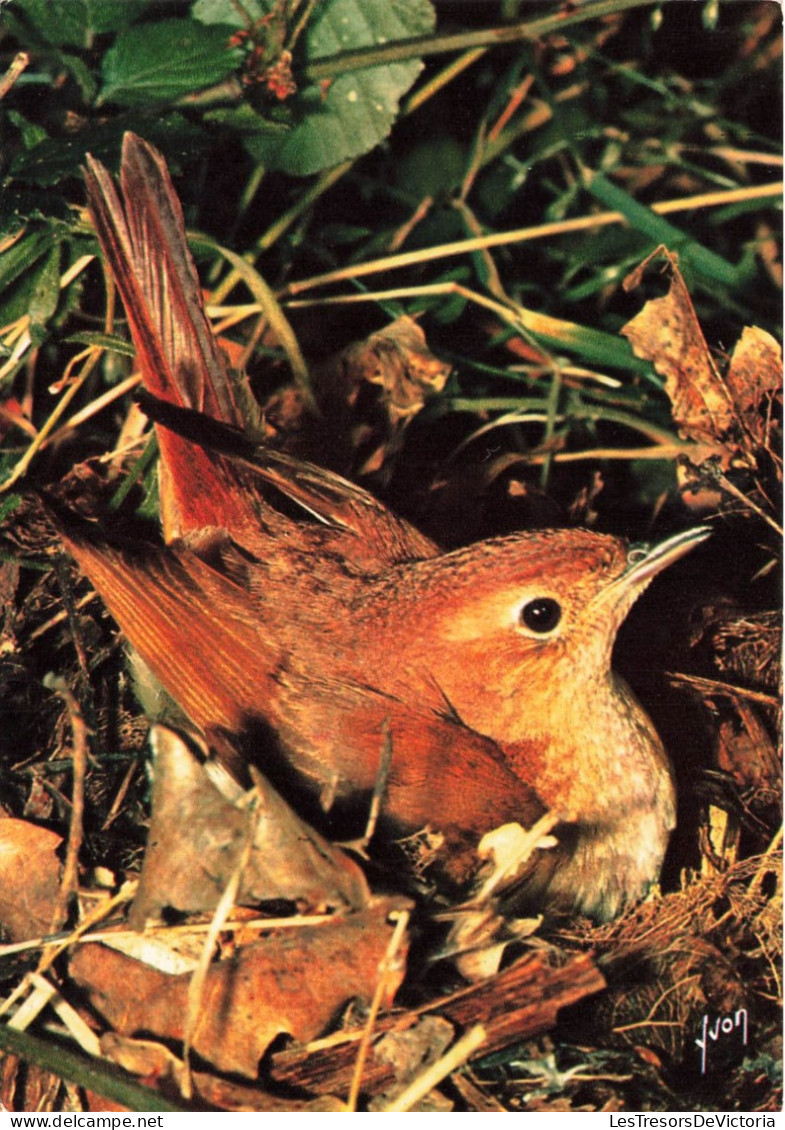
[520, 598, 562, 633]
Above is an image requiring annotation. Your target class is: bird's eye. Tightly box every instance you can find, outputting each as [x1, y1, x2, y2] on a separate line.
[520, 597, 562, 634]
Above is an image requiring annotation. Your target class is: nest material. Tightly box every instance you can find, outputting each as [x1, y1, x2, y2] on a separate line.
[564, 851, 782, 1069]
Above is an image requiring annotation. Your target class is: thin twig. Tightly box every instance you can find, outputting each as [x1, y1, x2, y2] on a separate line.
[101, 756, 142, 832]
[0, 911, 336, 960]
[381, 1024, 488, 1112]
[668, 672, 781, 709]
[41, 678, 89, 937]
[0, 350, 103, 493]
[181, 793, 262, 1100]
[346, 909, 410, 1112]
[46, 374, 141, 448]
[303, 0, 659, 82]
[283, 182, 782, 297]
[716, 473, 783, 537]
[0, 52, 29, 100]
[748, 827, 784, 900]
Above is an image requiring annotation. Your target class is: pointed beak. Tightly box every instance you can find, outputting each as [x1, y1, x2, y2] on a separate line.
[601, 526, 712, 627]
[620, 526, 713, 591]
[586, 525, 711, 663]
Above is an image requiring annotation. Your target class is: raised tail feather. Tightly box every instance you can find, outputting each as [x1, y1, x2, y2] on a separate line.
[84, 133, 258, 540]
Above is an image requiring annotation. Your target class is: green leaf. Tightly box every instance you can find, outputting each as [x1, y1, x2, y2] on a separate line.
[204, 102, 288, 139]
[60, 52, 99, 103]
[9, 0, 148, 49]
[192, 0, 258, 26]
[99, 19, 242, 107]
[511, 304, 661, 386]
[65, 332, 136, 357]
[393, 135, 465, 199]
[9, 116, 204, 186]
[0, 229, 55, 294]
[0, 1022, 184, 1114]
[0, 494, 24, 524]
[6, 110, 48, 151]
[584, 171, 744, 291]
[28, 244, 62, 345]
[243, 0, 436, 176]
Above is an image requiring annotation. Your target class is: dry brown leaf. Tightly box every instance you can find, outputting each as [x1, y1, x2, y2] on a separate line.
[623, 248, 783, 480]
[716, 698, 780, 793]
[445, 818, 555, 982]
[0, 820, 62, 942]
[725, 325, 783, 447]
[623, 249, 736, 453]
[187, 1073, 345, 1112]
[129, 725, 370, 928]
[1, 1055, 65, 1113]
[310, 315, 450, 477]
[269, 951, 605, 1096]
[322, 315, 449, 424]
[70, 896, 409, 1078]
[672, 673, 780, 808]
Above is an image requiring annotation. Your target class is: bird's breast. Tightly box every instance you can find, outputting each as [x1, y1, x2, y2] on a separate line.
[504, 674, 677, 918]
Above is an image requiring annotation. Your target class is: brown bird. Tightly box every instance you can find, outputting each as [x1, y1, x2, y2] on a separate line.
[57, 134, 709, 920]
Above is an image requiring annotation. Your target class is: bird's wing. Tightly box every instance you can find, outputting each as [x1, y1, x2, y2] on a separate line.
[54, 507, 544, 887]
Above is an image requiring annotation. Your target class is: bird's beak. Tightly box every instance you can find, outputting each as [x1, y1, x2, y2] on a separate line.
[602, 525, 712, 625]
[621, 526, 713, 590]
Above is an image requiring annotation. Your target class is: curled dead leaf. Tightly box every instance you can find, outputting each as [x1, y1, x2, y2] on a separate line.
[725, 325, 783, 449]
[622, 248, 782, 473]
[311, 315, 450, 478]
[623, 248, 736, 454]
[130, 725, 370, 928]
[0, 820, 62, 942]
[71, 896, 410, 1079]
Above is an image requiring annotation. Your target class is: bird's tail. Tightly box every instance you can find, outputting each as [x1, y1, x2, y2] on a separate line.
[84, 132, 259, 540]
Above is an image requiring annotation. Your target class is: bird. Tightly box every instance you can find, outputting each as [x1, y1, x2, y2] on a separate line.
[54, 133, 710, 921]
